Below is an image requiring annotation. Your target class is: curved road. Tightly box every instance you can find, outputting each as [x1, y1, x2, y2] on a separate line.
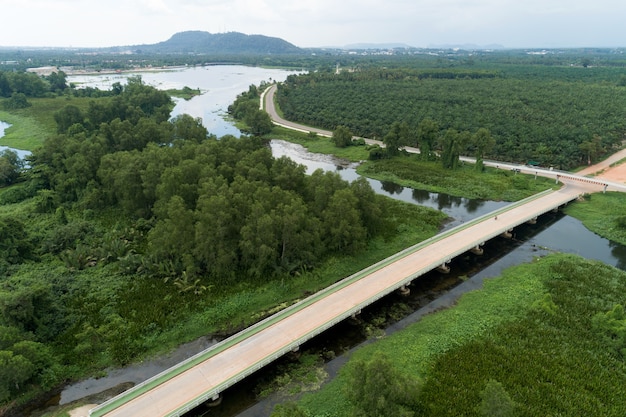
[262, 83, 626, 193]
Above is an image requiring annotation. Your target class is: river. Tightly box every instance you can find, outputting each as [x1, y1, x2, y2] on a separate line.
[0, 121, 30, 159]
[14, 65, 626, 416]
[67, 65, 303, 138]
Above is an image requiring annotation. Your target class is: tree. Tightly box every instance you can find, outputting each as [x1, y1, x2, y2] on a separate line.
[471, 128, 496, 171]
[0, 351, 35, 402]
[148, 195, 196, 275]
[344, 351, 421, 417]
[0, 149, 23, 186]
[3, 92, 31, 110]
[350, 176, 384, 237]
[416, 118, 439, 160]
[54, 105, 84, 133]
[439, 128, 469, 170]
[246, 109, 273, 136]
[478, 379, 516, 417]
[124, 75, 172, 122]
[171, 114, 208, 142]
[0, 217, 32, 264]
[578, 134, 604, 165]
[383, 121, 410, 156]
[332, 125, 354, 148]
[321, 188, 366, 254]
[45, 71, 68, 93]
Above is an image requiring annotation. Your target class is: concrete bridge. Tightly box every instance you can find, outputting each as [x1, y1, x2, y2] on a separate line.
[88, 178, 603, 417]
[87, 85, 618, 416]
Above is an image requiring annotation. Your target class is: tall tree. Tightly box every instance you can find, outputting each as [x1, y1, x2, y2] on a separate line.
[54, 105, 84, 133]
[383, 121, 410, 156]
[0, 150, 23, 186]
[245, 109, 274, 136]
[171, 114, 208, 142]
[439, 128, 469, 170]
[416, 118, 439, 160]
[332, 125, 354, 148]
[578, 134, 604, 165]
[345, 351, 421, 417]
[471, 128, 496, 171]
[321, 188, 366, 254]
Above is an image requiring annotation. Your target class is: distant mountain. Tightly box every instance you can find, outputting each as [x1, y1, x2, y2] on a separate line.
[134, 31, 303, 55]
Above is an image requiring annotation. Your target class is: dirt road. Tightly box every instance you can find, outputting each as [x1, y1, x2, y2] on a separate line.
[577, 148, 626, 183]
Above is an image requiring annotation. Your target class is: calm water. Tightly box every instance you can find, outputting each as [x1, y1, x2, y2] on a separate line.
[0, 120, 30, 159]
[270, 140, 626, 270]
[20, 66, 626, 415]
[68, 65, 303, 138]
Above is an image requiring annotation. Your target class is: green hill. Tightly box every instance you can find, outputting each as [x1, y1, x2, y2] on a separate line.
[137, 30, 303, 55]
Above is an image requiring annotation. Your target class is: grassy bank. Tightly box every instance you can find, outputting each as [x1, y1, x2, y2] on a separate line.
[268, 127, 558, 202]
[0, 184, 447, 413]
[0, 96, 96, 151]
[0, 110, 50, 151]
[296, 253, 626, 416]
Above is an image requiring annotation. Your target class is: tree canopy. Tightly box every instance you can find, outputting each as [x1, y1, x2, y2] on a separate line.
[276, 68, 626, 169]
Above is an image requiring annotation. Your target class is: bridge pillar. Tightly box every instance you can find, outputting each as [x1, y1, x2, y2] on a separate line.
[527, 217, 537, 225]
[351, 309, 362, 319]
[207, 394, 222, 407]
[398, 285, 410, 296]
[470, 244, 484, 255]
[437, 263, 450, 274]
[501, 229, 513, 239]
[291, 345, 300, 353]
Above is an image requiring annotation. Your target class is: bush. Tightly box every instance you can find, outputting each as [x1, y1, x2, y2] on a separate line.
[0, 185, 32, 204]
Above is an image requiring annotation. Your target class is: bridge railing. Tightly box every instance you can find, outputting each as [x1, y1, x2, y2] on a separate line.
[91, 188, 558, 417]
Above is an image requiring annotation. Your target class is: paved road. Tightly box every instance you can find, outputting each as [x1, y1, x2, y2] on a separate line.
[94, 178, 603, 417]
[262, 83, 626, 193]
[93, 86, 620, 417]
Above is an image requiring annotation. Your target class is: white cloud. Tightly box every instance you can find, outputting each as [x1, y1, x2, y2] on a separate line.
[1, 0, 625, 48]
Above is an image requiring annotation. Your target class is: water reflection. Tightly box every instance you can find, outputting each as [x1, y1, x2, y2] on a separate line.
[268, 139, 626, 270]
[269, 139, 505, 227]
[611, 242, 626, 271]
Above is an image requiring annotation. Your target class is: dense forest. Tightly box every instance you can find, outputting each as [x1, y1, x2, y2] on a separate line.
[0, 68, 433, 410]
[276, 66, 626, 169]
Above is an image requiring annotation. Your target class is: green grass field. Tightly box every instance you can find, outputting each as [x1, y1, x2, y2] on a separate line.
[296, 253, 626, 416]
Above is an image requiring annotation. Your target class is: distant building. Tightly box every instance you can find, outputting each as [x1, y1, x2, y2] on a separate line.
[26, 66, 58, 76]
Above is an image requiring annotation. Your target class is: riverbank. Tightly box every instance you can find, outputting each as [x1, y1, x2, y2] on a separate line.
[295, 253, 626, 416]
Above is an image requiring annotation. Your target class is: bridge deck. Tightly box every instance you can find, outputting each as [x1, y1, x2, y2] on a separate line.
[90, 182, 597, 417]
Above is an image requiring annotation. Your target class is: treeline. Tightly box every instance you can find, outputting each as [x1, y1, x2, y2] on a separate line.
[27, 77, 385, 281]
[0, 76, 392, 404]
[276, 68, 626, 169]
[0, 69, 68, 98]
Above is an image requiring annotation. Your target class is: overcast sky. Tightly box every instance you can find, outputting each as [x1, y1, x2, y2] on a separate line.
[2, 0, 625, 49]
